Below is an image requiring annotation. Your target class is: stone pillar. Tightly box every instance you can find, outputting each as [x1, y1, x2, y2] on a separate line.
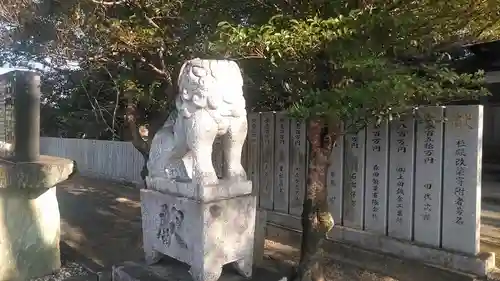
[0, 70, 75, 281]
[0, 156, 74, 281]
[13, 71, 40, 162]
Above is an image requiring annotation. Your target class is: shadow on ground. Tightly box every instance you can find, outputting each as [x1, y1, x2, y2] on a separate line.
[481, 181, 500, 266]
[57, 176, 398, 281]
[57, 175, 143, 270]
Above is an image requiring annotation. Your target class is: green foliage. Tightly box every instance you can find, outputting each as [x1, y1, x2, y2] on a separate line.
[1, 0, 270, 138]
[1, 0, 499, 138]
[213, 1, 496, 126]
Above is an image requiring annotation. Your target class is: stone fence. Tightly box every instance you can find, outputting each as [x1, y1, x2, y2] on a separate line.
[40, 105, 494, 277]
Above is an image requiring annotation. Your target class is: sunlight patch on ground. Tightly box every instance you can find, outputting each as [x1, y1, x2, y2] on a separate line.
[115, 197, 141, 208]
[60, 220, 86, 243]
[481, 202, 500, 265]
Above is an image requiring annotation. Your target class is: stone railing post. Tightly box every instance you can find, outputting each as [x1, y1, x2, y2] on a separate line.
[0, 70, 75, 281]
[14, 71, 40, 162]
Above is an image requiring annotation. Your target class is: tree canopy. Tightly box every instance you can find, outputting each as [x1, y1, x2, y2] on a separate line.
[214, 1, 497, 125]
[1, 0, 497, 141]
[1, 0, 273, 147]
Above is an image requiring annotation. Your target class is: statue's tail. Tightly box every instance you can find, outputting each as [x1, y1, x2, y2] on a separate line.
[177, 60, 189, 91]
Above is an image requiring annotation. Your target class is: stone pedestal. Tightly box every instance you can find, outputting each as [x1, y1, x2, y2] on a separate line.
[141, 180, 257, 281]
[0, 155, 75, 281]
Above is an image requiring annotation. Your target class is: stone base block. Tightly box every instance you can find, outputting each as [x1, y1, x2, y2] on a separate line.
[266, 211, 496, 278]
[0, 187, 61, 281]
[141, 189, 257, 281]
[145, 177, 252, 201]
[253, 209, 267, 267]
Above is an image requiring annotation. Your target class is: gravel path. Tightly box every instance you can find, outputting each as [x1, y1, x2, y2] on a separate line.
[29, 261, 94, 281]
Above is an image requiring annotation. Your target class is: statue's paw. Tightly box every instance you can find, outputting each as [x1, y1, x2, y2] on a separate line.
[196, 172, 219, 186]
[227, 168, 247, 181]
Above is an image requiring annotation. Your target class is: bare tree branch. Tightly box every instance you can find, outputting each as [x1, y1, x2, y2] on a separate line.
[79, 78, 122, 139]
[139, 56, 173, 83]
[103, 67, 122, 140]
[90, 0, 127, 6]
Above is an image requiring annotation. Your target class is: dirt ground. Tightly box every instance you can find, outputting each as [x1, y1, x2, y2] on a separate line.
[480, 180, 500, 266]
[57, 175, 399, 281]
[56, 175, 500, 280]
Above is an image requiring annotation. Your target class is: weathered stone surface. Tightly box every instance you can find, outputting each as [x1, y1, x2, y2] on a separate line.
[0, 155, 74, 281]
[0, 155, 75, 191]
[146, 177, 252, 201]
[388, 117, 415, 240]
[364, 120, 389, 234]
[414, 106, 444, 248]
[253, 209, 267, 266]
[343, 126, 366, 229]
[0, 187, 61, 281]
[146, 58, 248, 186]
[442, 105, 483, 255]
[141, 188, 257, 281]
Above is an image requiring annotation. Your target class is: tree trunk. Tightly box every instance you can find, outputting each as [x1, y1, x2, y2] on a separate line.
[290, 118, 338, 281]
[125, 99, 149, 187]
[124, 89, 173, 187]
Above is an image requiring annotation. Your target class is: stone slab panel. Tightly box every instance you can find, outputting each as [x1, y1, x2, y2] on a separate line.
[259, 112, 275, 210]
[327, 131, 344, 227]
[414, 106, 444, 247]
[388, 116, 415, 240]
[273, 113, 290, 214]
[343, 127, 366, 229]
[289, 120, 306, 216]
[247, 114, 261, 195]
[364, 121, 389, 234]
[442, 105, 483, 255]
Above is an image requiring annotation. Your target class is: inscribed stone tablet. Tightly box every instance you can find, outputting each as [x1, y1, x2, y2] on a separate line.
[274, 112, 290, 213]
[289, 119, 306, 216]
[414, 106, 444, 247]
[388, 116, 415, 240]
[0, 75, 14, 158]
[364, 121, 389, 234]
[327, 130, 344, 226]
[259, 112, 275, 210]
[442, 105, 482, 255]
[247, 114, 261, 195]
[343, 127, 366, 229]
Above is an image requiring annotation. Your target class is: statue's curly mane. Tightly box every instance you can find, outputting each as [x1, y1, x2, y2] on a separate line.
[176, 58, 246, 119]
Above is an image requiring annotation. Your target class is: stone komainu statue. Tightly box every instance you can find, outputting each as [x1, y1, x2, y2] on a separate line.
[147, 58, 248, 186]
